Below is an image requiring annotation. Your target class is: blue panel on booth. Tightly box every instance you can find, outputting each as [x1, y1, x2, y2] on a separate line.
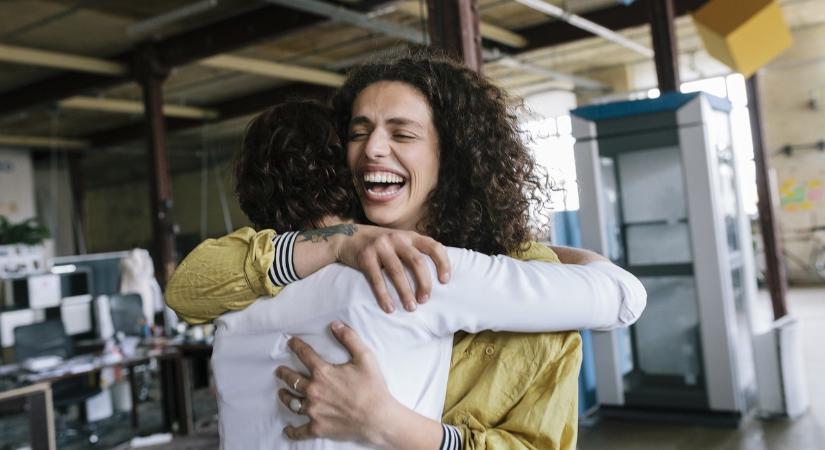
[571, 91, 731, 123]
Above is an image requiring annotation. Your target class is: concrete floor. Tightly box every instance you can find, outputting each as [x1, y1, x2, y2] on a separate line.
[578, 287, 825, 450]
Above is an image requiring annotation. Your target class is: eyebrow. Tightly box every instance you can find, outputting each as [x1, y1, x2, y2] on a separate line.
[349, 116, 371, 128]
[349, 115, 423, 130]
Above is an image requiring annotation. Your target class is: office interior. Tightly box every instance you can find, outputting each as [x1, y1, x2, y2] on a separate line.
[0, 0, 822, 449]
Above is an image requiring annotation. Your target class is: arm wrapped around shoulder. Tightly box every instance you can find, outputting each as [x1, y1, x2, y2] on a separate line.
[164, 227, 281, 324]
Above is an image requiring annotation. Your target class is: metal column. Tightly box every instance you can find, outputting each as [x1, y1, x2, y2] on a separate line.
[135, 44, 177, 287]
[746, 74, 788, 319]
[426, 0, 483, 72]
[67, 153, 87, 254]
[647, 0, 680, 92]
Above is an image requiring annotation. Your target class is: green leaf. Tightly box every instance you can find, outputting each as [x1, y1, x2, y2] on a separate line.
[0, 216, 50, 245]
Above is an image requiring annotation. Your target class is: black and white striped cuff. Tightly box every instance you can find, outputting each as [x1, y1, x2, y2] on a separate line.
[268, 232, 300, 287]
[439, 424, 462, 450]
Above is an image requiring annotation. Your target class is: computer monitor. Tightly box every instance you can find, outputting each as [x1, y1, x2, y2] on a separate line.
[58, 268, 91, 297]
[1, 274, 62, 310]
[108, 293, 145, 337]
[51, 252, 126, 297]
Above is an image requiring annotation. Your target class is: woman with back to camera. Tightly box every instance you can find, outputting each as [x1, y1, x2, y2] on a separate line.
[166, 48, 646, 449]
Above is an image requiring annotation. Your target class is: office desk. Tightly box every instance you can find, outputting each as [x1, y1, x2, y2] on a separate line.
[0, 382, 55, 450]
[0, 347, 191, 438]
[163, 340, 213, 434]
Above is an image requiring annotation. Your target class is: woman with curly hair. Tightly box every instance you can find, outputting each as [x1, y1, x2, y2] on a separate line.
[166, 49, 645, 449]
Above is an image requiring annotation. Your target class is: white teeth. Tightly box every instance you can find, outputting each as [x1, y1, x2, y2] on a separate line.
[363, 171, 404, 184]
[367, 184, 402, 197]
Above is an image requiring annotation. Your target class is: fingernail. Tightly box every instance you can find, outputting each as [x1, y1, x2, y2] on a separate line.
[407, 302, 416, 312]
[331, 320, 343, 331]
[419, 294, 429, 304]
[442, 272, 450, 283]
[385, 303, 395, 314]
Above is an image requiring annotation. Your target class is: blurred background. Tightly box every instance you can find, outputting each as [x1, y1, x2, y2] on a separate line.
[0, 1, 822, 449]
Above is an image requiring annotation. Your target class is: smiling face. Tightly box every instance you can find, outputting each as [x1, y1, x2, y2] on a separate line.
[346, 81, 440, 231]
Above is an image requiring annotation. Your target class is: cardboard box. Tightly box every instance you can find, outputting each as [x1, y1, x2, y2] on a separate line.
[693, 0, 793, 77]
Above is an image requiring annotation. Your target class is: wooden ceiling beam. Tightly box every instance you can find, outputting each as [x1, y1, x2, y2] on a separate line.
[59, 96, 219, 119]
[89, 82, 334, 148]
[0, 44, 128, 76]
[0, 4, 328, 117]
[0, 134, 88, 150]
[199, 55, 345, 87]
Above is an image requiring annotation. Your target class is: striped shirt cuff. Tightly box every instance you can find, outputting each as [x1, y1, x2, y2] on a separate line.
[439, 424, 462, 450]
[268, 232, 300, 287]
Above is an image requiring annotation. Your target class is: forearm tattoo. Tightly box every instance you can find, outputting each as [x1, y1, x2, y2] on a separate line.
[298, 224, 358, 243]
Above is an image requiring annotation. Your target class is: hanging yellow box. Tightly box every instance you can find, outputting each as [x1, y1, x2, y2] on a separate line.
[692, 0, 793, 78]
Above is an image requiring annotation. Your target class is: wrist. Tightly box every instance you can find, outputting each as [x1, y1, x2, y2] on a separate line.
[334, 224, 376, 265]
[367, 396, 403, 448]
[369, 397, 444, 450]
[332, 224, 368, 264]
[331, 233, 346, 264]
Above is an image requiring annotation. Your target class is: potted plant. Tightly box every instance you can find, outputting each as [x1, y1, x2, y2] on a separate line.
[0, 216, 50, 276]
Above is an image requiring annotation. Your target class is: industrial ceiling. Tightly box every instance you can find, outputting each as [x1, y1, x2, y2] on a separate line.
[1, 0, 823, 187]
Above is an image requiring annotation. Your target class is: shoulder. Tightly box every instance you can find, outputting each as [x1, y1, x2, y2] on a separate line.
[508, 241, 561, 264]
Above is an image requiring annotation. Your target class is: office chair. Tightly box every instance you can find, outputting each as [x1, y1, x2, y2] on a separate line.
[14, 320, 101, 444]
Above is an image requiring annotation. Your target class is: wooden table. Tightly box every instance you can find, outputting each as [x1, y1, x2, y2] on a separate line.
[0, 382, 55, 450]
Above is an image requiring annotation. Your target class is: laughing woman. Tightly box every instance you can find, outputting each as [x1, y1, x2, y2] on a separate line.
[166, 48, 645, 449]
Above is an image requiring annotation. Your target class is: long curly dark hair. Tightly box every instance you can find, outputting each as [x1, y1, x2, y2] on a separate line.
[234, 101, 358, 231]
[333, 48, 549, 255]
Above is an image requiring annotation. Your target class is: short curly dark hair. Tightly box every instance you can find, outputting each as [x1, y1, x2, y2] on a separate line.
[234, 101, 358, 231]
[333, 48, 549, 255]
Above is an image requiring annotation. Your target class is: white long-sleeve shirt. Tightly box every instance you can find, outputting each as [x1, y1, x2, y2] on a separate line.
[212, 247, 646, 450]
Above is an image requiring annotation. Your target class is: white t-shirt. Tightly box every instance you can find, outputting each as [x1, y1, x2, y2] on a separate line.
[212, 247, 646, 450]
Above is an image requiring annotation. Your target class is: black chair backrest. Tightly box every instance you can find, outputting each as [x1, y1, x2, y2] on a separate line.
[14, 320, 73, 363]
[108, 293, 145, 337]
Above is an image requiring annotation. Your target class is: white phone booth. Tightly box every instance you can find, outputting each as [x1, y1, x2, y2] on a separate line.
[571, 92, 759, 424]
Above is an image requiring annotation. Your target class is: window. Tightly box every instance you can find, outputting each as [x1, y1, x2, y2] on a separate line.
[523, 115, 580, 212]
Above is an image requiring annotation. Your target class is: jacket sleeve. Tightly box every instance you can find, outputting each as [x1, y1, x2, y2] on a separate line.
[164, 227, 281, 324]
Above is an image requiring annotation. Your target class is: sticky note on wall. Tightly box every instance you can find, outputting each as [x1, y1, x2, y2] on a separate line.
[692, 0, 793, 78]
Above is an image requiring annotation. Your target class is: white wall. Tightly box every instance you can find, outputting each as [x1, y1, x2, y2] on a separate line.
[761, 22, 825, 283]
[0, 149, 36, 223]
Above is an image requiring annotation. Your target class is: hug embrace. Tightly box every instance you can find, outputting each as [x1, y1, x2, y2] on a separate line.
[165, 47, 646, 450]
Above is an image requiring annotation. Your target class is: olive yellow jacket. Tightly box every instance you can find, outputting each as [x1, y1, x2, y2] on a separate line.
[166, 227, 580, 450]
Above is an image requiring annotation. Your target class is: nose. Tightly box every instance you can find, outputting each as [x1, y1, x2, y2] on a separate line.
[363, 129, 390, 159]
